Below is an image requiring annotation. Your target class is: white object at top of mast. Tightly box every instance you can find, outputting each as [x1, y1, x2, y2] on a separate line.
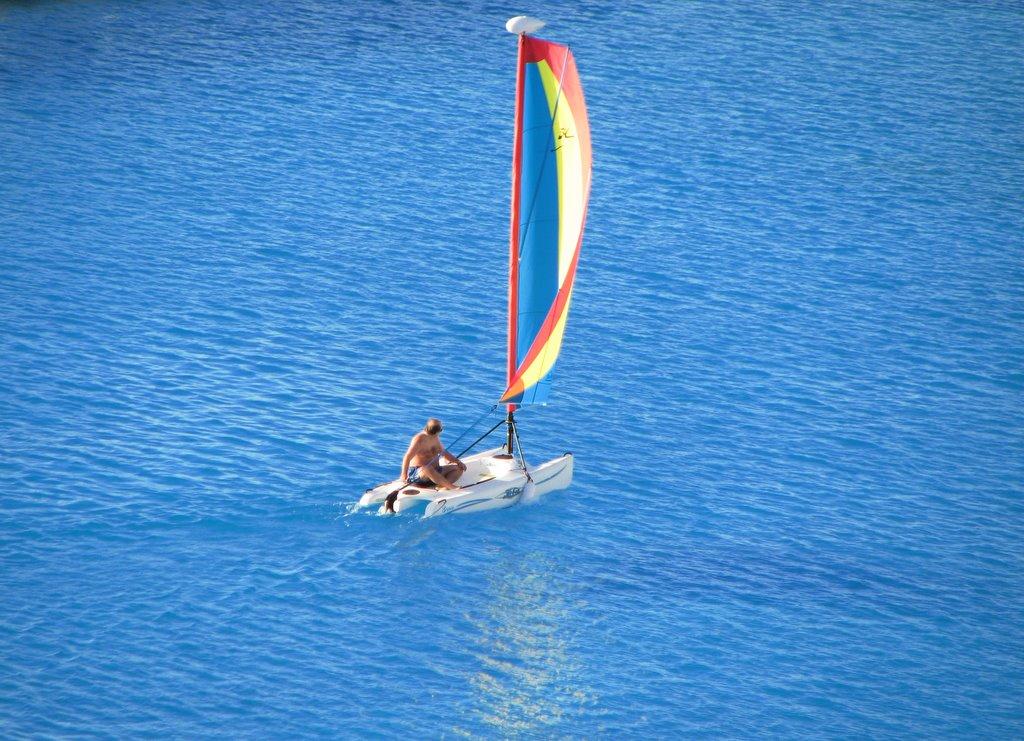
[505, 16, 546, 35]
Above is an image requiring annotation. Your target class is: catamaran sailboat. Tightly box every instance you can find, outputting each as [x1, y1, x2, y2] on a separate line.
[357, 16, 592, 517]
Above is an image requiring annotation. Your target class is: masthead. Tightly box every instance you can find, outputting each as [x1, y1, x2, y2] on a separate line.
[505, 16, 546, 35]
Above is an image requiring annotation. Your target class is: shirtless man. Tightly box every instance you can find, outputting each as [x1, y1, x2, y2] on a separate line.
[400, 418, 466, 490]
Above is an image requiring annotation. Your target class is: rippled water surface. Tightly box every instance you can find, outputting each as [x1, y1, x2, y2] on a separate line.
[2, 0, 1023, 737]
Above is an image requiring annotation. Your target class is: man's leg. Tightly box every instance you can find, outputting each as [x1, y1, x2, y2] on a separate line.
[421, 463, 457, 490]
[439, 464, 464, 486]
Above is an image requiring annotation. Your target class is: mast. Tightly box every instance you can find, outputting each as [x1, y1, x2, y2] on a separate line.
[505, 409, 515, 453]
[506, 30, 527, 452]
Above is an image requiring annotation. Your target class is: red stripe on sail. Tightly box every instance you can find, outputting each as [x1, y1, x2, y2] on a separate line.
[506, 33, 526, 413]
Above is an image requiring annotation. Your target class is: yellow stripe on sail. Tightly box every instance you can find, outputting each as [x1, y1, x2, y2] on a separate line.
[512, 289, 574, 395]
[536, 60, 585, 290]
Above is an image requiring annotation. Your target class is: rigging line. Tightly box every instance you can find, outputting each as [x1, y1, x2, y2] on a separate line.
[456, 418, 506, 459]
[445, 404, 500, 457]
[515, 44, 572, 264]
[511, 417, 533, 482]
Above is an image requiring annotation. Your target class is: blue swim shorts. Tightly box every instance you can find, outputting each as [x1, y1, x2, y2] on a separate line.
[407, 466, 431, 485]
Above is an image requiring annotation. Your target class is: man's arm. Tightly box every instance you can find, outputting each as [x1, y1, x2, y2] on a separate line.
[400, 439, 416, 481]
[442, 448, 467, 470]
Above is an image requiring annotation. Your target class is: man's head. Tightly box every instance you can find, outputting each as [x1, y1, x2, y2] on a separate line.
[425, 418, 443, 436]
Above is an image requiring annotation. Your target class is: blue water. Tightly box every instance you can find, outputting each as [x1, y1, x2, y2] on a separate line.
[2, 0, 1023, 736]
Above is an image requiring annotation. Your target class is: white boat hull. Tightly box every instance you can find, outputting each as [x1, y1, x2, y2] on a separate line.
[356, 447, 573, 518]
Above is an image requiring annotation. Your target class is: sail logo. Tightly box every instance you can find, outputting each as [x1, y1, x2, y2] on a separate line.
[554, 126, 575, 152]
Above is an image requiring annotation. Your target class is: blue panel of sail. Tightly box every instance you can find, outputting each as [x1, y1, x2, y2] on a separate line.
[515, 62, 559, 377]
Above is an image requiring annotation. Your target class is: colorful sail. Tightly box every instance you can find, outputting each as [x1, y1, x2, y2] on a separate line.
[501, 33, 592, 406]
